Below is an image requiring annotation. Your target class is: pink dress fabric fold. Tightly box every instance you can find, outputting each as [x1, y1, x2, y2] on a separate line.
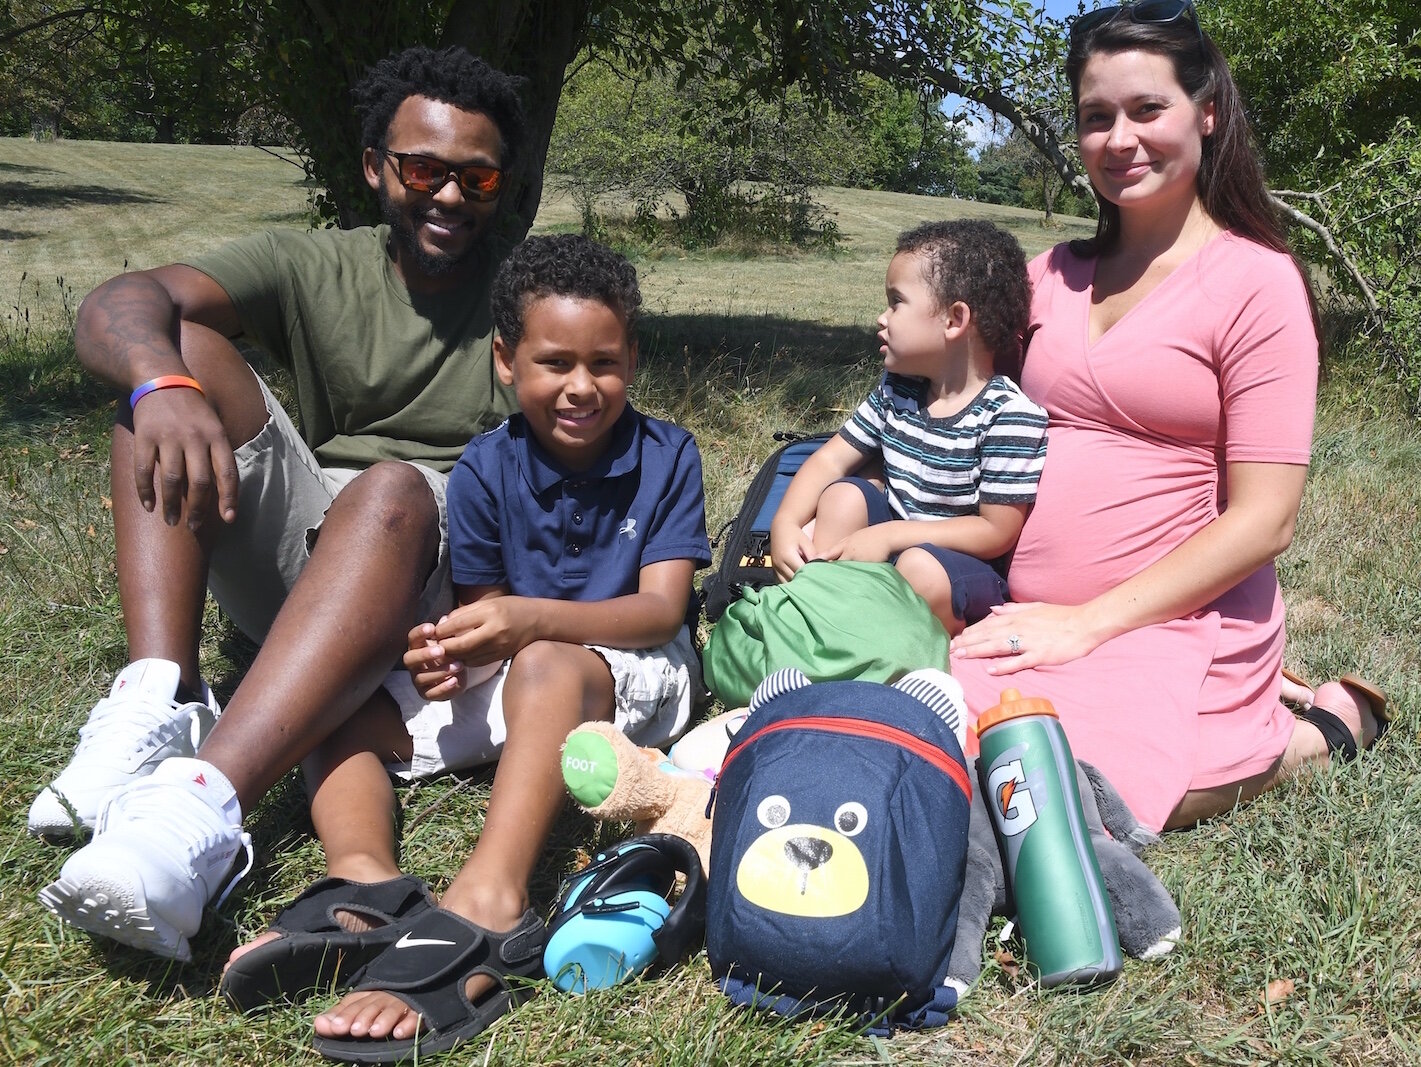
[953, 233, 1318, 831]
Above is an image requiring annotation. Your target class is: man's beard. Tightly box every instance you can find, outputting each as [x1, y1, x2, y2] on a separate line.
[378, 185, 484, 278]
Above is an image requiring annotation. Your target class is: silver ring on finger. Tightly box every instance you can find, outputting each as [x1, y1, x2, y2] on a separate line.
[1008, 634, 1022, 655]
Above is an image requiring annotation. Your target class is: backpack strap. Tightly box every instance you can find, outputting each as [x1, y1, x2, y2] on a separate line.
[715, 975, 959, 1035]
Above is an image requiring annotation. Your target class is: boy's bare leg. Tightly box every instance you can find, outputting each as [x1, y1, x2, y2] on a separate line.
[314, 642, 615, 1043]
[112, 322, 269, 692]
[810, 480, 871, 552]
[894, 546, 964, 636]
[224, 689, 414, 969]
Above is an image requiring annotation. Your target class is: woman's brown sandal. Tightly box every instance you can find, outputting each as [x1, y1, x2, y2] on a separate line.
[1297, 674, 1390, 762]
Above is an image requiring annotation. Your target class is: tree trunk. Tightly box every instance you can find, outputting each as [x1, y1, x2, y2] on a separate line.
[441, 0, 594, 237]
[251, 0, 593, 231]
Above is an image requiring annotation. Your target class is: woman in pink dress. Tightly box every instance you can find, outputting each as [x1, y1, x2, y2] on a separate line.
[949, 0, 1387, 832]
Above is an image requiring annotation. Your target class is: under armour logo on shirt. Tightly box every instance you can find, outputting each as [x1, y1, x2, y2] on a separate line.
[619, 518, 638, 541]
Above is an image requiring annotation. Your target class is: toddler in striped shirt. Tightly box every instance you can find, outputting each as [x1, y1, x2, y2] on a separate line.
[769, 220, 1047, 635]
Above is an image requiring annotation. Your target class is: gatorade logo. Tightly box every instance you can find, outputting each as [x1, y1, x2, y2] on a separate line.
[986, 758, 1037, 837]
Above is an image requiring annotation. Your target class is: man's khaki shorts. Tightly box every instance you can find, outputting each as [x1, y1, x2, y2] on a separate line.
[206, 370, 452, 642]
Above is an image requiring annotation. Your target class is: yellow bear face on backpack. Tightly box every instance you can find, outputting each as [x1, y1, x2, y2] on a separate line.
[734, 792, 870, 918]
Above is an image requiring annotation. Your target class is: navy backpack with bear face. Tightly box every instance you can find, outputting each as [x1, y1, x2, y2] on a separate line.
[705, 668, 972, 1033]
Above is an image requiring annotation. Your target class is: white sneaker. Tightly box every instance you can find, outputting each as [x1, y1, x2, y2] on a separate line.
[28, 659, 221, 838]
[38, 757, 254, 962]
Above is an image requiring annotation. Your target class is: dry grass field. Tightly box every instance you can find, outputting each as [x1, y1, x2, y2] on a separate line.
[1, 137, 1416, 1066]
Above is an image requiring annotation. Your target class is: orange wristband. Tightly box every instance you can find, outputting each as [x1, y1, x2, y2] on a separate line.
[129, 375, 205, 409]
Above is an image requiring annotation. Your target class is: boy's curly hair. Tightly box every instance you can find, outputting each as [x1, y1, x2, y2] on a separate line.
[352, 45, 527, 168]
[491, 234, 642, 351]
[897, 220, 1031, 377]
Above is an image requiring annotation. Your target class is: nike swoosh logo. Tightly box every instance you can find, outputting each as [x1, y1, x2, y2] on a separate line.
[395, 932, 457, 950]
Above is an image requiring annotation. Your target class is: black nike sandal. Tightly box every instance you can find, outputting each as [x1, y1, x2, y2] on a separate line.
[312, 907, 546, 1064]
[220, 874, 437, 1013]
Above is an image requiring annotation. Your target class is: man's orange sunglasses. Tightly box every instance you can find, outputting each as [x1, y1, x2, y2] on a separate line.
[381, 149, 504, 202]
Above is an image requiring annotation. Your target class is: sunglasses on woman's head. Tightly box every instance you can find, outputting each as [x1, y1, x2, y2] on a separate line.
[1070, 0, 1206, 56]
[381, 149, 504, 201]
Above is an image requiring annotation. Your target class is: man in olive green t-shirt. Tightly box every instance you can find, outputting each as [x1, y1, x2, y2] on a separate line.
[34, 47, 525, 962]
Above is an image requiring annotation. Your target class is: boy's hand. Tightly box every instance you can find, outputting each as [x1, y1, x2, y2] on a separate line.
[404, 621, 469, 700]
[432, 596, 541, 667]
[770, 520, 815, 581]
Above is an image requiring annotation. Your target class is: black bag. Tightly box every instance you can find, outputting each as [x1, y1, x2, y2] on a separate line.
[701, 431, 832, 621]
[705, 668, 972, 1033]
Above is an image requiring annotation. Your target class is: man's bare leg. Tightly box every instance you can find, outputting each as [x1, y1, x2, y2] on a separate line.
[196, 459, 440, 812]
[112, 321, 269, 693]
[108, 323, 443, 813]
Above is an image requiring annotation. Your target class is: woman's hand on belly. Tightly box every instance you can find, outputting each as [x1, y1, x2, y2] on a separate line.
[950, 601, 1106, 674]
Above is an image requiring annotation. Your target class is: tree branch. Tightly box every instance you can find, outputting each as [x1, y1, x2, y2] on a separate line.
[0, 4, 150, 47]
[1269, 191, 1382, 318]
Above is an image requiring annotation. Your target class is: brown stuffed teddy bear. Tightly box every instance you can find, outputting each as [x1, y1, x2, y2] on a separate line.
[559, 711, 748, 873]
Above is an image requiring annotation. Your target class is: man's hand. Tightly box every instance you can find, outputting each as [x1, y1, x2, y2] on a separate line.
[131, 387, 240, 529]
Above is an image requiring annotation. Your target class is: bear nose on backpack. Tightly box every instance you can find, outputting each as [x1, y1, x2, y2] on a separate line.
[785, 836, 833, 876]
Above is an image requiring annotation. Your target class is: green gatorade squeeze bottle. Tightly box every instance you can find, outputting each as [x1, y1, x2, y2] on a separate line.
[974, 688, 1123, 987]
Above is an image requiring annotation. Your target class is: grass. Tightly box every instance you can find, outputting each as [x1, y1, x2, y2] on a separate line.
[2, 139, 1419, 1065]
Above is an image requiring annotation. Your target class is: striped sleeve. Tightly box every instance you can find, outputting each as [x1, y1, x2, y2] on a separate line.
[838, 374, 893, 455]
[978, 387, 1048, 506]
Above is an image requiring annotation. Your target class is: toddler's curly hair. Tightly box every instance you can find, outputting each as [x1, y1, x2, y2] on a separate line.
[897, 220, 1031, 376]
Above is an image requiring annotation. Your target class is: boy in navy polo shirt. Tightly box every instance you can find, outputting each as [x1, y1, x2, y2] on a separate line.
[225, 236, 710, 1060]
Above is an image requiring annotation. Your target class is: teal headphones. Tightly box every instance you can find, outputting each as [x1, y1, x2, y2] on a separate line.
[543, 833, 706, 993]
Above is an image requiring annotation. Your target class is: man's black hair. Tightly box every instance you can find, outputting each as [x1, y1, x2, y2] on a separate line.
[352, 45, 527, 168]
[491, 234, 642, 351]
[896, 220, 1031, 377]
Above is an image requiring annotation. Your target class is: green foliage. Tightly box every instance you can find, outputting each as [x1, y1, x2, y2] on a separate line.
[0, 0, 261, 143]
[549, 57, 843, 250]
[839, 76, 979, 198]
[1295, 126, 1421, 405]
[1210, 0, 1421, 407]
[974, 129, 1095, 219]
[1209, 0, 1421, 186]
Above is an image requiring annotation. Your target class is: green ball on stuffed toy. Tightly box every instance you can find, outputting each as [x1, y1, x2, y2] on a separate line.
[562, 730, 621, 807]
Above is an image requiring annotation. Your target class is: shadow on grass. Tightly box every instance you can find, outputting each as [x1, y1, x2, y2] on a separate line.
[2, 310, 875, 443]
[0, 227, 33, 240]
[637, 311, 877, 428]
[0, 181, 164, 211]
[0, 161, 55, 174]
[641, 312, 873, 367]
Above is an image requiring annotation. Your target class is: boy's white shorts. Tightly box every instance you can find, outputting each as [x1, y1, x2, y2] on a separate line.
[381, 625, 701, 780]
